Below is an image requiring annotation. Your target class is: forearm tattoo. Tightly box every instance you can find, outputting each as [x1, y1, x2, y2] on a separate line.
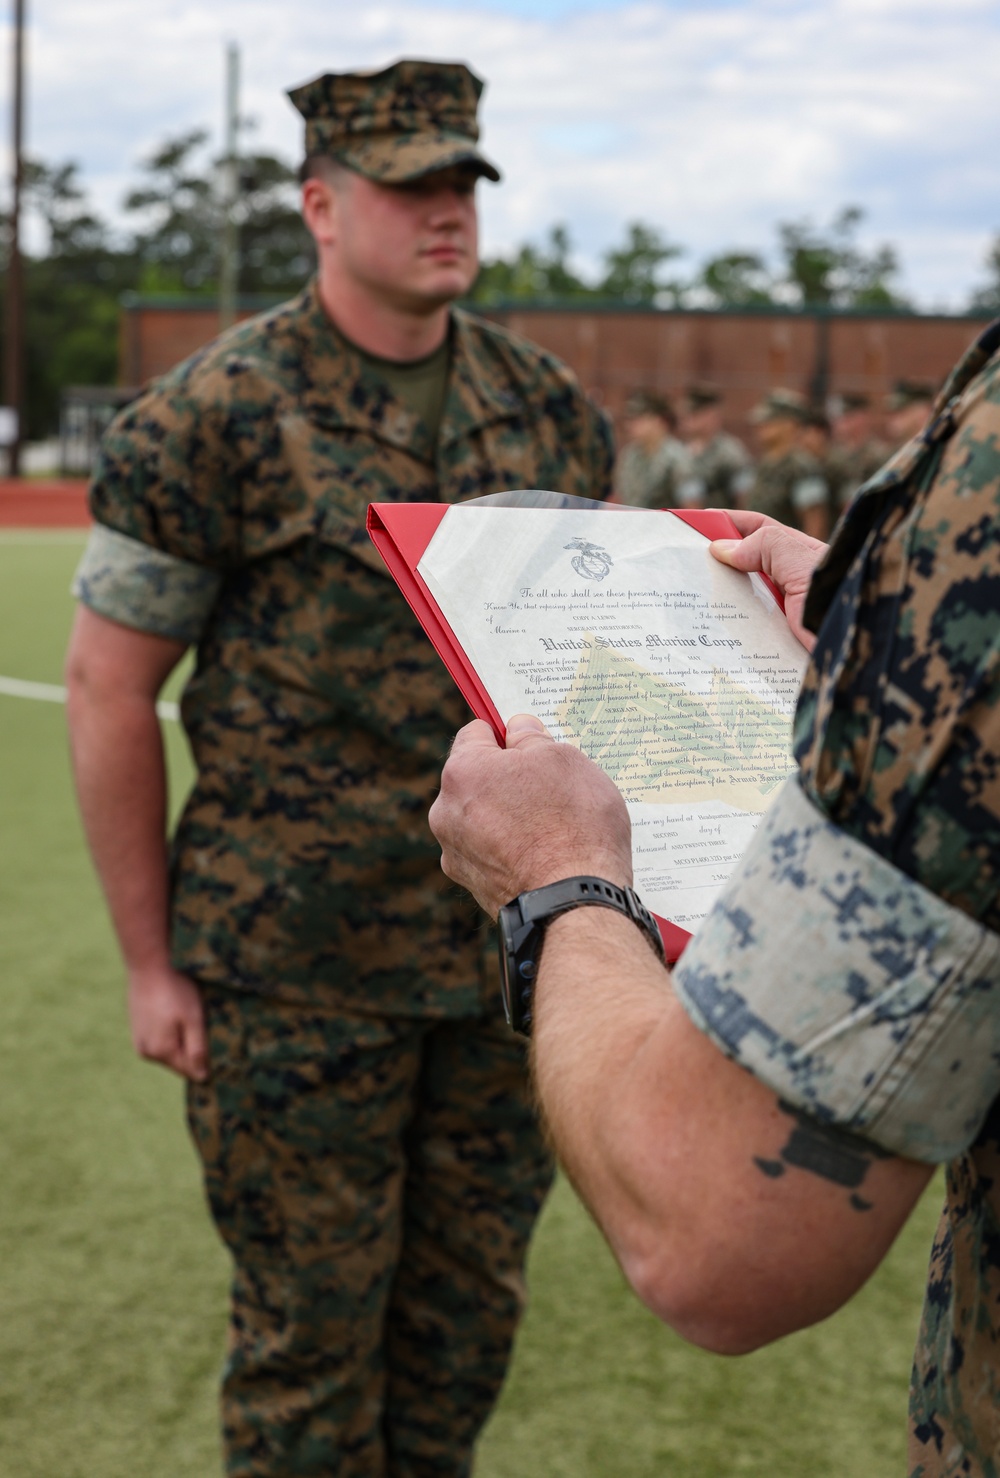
[754, 1101, 891, 1212]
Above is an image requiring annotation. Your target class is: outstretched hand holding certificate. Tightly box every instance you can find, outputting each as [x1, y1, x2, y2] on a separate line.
[368, 493, 810, 957]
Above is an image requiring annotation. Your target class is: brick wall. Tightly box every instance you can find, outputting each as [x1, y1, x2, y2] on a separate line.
[120, 296, 994, 437]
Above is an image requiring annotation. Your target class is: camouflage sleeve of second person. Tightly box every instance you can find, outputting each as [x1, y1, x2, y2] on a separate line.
[671, 339, 1000, 1164]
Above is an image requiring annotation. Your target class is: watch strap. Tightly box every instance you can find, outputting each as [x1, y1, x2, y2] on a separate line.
[499, 875, 665, 1036]
[515, 876, 665, 960]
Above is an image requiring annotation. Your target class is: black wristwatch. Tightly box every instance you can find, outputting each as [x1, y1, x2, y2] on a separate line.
[497, 875, 665, 1036]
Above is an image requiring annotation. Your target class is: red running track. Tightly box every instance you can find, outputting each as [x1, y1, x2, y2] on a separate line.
[0, 479, 90, 528]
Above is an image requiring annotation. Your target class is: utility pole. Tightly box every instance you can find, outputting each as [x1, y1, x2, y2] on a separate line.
[218, 40, 240, 333]
[809, 305, 831, 410]
[4, 0, 25, 475]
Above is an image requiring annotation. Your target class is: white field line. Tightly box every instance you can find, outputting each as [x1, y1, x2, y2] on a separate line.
[1, 537, 176, 720]
[0, 530, 88, 543]
[0, 673, 179, 722]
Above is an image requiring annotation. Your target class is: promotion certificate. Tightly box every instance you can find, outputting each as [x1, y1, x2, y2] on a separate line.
[414, 504, 809, 932]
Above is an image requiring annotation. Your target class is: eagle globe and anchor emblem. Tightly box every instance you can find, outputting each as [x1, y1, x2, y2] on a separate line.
[565, 536, 613, 581]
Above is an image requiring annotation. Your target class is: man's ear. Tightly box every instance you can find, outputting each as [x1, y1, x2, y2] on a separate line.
[301, 176, 338, 248]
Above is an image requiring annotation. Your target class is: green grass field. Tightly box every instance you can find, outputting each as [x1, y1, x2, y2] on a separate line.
[0, 532, 941, 1476]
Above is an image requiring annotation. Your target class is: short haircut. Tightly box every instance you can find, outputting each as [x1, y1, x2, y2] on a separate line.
[802, 407, 831, 434]
[684, 383, 722, 409]
[624, 390, 675, 428]
[298, 154, 354, 187]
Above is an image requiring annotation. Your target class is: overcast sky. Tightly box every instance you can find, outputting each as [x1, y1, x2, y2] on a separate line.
[6, 0, 1000, 310]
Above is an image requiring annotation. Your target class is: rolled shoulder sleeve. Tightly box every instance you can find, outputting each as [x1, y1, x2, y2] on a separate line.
[71, 350, 253, 641]
[89, 354, 247, 565]
[672, 775, 1000, 1163]
[71, 524, 223, 643]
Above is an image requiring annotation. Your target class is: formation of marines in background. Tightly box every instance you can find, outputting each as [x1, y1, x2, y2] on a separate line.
[613, 374, 936, 542]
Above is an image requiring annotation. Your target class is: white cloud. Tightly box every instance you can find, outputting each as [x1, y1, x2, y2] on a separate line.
[1, 0, 998, 307]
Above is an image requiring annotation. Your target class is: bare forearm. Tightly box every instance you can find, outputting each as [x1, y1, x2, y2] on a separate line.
[531, 907, 932, 1352]
[65, 607, 207, 1080]
[432, 715, 932, 1350]
[533, 911, 672, 1244]
[66, 684, 173, 972]
[532, 909, 745, 1330]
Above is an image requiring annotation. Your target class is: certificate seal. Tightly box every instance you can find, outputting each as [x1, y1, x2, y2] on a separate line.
[565, 537, 612, 581]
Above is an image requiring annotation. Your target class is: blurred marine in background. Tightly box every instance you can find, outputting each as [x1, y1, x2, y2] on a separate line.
[745, 387, 831, 540]
[829, 390, 891, 510]
[64, 58, 612, 1478]
[885, 377, 937, 451]
[613, 389, 695, 507]
[677, 382, 754, 509]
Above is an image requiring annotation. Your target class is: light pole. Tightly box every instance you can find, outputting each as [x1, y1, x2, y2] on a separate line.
[219, 41, 240, 332]
[5, 0, 25, 476]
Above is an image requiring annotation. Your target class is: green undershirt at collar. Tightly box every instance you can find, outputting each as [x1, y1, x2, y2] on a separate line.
[338, 324, 452, 449]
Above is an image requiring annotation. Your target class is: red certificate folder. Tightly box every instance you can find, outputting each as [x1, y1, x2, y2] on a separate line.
[366, 499, 770, 964]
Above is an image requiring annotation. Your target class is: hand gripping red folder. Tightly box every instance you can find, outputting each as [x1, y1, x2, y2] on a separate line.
[366, 499, 771, 964]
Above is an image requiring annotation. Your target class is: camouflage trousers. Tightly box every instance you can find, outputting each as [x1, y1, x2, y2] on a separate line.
[186, 988, 554, 1478]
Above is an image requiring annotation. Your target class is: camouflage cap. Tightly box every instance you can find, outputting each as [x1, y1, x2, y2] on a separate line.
[623, 389, 674, 423]
[287, 59, 501, 184]
[885, 378, 936, 412]
[749, 388, 810, 425]
[802, 405, 831, 433]
[683, 382, 723, 409]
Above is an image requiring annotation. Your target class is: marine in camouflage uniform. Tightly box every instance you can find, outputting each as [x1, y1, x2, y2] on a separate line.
[828, 392, 891, 510]
[65, 60, 612, 1478]
[745, 388, 830, 536]
[672, 317, 1000, 1475]
[677, 383, 754, 509]
[827, 436, 891, 509]
[614, 390, 695, 508]
[746, 444, 828, 529]
[685, 431, 754, 509]
[885, 377, 937, 454]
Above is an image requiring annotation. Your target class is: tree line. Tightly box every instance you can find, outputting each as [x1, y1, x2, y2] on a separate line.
[6, 129, 1000, 439]
[476, 207, 905, 311]
[12, 131, 313, 439]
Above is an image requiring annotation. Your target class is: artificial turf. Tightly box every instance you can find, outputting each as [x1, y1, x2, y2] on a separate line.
[0, 533, 941, 1476]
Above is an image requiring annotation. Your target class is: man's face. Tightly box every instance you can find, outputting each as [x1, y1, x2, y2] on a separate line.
[834, 408, 872, 447]
[329, 164, 480, 312]
[755, 413, 797, 456]
[625, 411, 670, 452]
[799, 423, 829, 460]
[680, 403, 720, 442]
[886, 399, 932, 445]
